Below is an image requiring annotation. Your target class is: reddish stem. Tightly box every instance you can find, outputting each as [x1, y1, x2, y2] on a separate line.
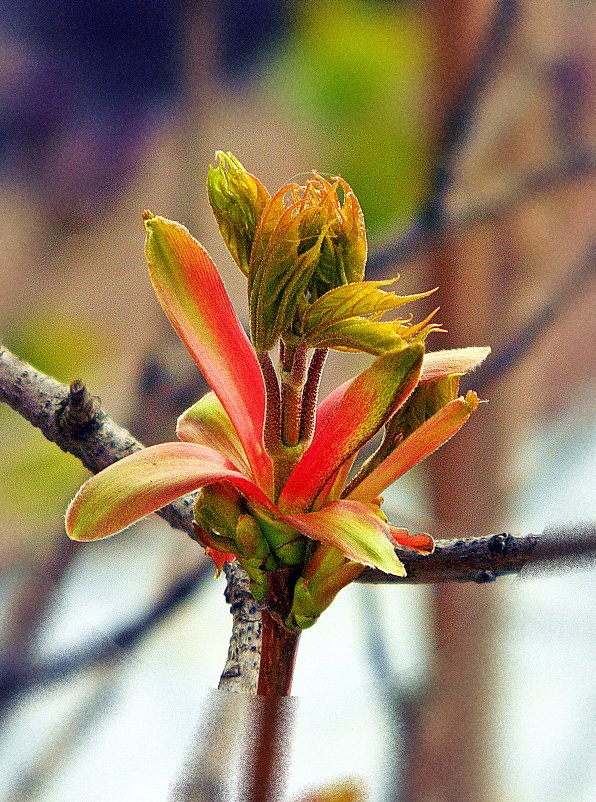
[257, 608, 301, 696]
[299, 348, 328, 443]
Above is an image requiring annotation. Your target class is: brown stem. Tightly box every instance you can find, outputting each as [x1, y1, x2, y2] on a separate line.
[257, 569, 301, 696]
[243, 693, 296, 802]
[258, 351, 282, 454]
[300, 348, 328, 443]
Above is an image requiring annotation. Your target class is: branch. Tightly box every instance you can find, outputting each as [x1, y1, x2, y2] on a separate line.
[367, 0, 520, 275]
[425, 0, 519, 220]
[2, 348, 596, 700]
[0, 345, 258, 699]
[357, 523, 596, 583]
[466, 241, 596, 392]
[1, 524, 594, 706]
[3, 346, 596, 587]
[0, 564, 212, 707]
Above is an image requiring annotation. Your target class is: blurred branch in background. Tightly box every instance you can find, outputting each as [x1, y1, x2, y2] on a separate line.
[367, 0, 520, 273]
[0, 564, 212, 710]
[0, 522, 595, 714]
[368, 151, 596, 273]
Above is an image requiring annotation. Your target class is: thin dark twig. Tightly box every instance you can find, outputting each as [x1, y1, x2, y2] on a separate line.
[367, 151, 596, 274]
[0, 564, 212, 709]
[466, 242, 596, 392]
[1, 525, 594, 702]
[2, 347, 595, 586]
[426, 0, 519, 216]
[367, 0, 520, 276]
[358, 523, 596, 584]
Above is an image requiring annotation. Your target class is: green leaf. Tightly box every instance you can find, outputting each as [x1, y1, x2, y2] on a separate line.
[302, 279, 432, 331]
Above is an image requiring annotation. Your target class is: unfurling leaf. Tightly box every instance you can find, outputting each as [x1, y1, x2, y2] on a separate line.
[248, 173, 366, 350]
[297, 280, 439, 354]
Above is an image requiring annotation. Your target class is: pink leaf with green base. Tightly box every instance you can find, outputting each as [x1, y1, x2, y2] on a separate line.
[142, 212, 273, 492]
[314, 345, 490, 436]
[283, 500, 406, 575]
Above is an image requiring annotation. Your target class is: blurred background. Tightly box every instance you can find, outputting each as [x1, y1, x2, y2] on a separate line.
[0, 0, 595, 800]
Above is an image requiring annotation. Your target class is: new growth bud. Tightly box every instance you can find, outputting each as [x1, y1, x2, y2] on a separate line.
[207, 151, 270, 275]
[248, 173, 367, 351]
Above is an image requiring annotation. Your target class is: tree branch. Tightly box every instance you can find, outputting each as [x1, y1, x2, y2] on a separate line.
[465, 241, 596, 392]
[2, 347, 595, 702]
[367, 151, 596, 273]
[0, 524, 594, 707]
[0, 564, 212, 708]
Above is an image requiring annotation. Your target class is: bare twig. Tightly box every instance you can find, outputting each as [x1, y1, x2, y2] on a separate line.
[425, 0, 520, 219]
[2, 348, 596, 701]
[0, 564, 212, 708]
[367, 0, 521, 276]
[466, 242, 596, 392]
[2, 346, 595, 588]
[358, 523, 596, 583]
[1, 524, 594, 706]
[367, 151, 596, 273]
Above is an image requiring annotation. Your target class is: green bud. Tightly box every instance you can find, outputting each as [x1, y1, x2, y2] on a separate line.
[235, 515, 275, 602]
[193, 482, 245, 541]
[248, 505, 307, 568]
[387, 374, 461, 442]
[286, 544, 364, 631]
[249, 173, 367, 351]
[207, 151, 270, 275]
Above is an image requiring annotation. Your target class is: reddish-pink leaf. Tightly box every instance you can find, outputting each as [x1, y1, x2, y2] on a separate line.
[348, 391, 480, 502]
[390, 528, 435, 555]
[279, 346, 423, 512]
[143, 212, 273, 492]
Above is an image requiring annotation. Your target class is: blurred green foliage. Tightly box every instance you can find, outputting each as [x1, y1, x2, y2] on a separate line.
[1, 309, 106, 537]
[268, 0, 431, 238]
